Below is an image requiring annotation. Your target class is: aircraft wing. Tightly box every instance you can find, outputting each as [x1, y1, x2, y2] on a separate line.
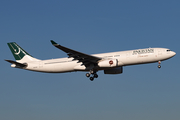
[51, 40, 102, 66]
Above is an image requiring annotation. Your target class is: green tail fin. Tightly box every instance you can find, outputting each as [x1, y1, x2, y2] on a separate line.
[7, 42, 32, 61]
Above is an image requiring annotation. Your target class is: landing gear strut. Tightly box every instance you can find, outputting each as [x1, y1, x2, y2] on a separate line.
[158, 61, 161, 68]
[86, 70, 98, 81]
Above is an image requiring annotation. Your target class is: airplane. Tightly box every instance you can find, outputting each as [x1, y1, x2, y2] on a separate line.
[5, 40, 176, 81]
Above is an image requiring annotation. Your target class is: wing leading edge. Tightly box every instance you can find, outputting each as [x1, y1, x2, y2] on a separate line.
[50, 40, 102, 66]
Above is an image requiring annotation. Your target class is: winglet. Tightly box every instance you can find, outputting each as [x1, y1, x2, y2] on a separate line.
[51, 40, 58, 46]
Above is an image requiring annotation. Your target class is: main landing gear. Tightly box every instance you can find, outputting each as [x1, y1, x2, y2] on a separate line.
[86, 70, 98, 81]
[158, 61, 161, 68]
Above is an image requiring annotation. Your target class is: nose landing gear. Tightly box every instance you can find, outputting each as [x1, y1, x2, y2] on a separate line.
[158, 61, 161, 68]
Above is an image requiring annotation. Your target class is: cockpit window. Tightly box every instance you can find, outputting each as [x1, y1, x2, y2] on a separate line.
[167, 49, 171, 52]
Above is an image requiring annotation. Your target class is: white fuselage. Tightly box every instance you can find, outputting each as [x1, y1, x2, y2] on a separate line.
[15, 48, 176, 73]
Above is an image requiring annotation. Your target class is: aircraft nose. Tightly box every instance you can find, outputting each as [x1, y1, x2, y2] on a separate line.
[172, 51, 176, 56]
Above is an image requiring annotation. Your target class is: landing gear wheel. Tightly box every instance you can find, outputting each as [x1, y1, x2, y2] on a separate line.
[86, 73, 90, 77]
[90, 77, 94, 81]
[158, 65, 161, 68]
[157, 61, 161, 69]
[94, 74, 98, 78]
[87, 69, 98, 81]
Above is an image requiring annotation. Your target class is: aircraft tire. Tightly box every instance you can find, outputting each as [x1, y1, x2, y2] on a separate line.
[158, 65, 161, 68]
[86, 73, 90, 77]
[90, 77, 94, 81]
[94, 74, 98, 78]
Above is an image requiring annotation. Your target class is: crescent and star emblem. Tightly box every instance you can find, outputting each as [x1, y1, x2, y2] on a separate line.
[15, 47, 21, 55]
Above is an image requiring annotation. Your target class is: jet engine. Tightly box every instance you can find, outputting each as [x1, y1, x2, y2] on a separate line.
[98, 59, 118, 68]
[104, 67, 123, 74]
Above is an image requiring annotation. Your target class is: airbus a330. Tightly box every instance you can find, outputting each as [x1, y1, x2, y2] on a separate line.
[5, 40, 176, 81]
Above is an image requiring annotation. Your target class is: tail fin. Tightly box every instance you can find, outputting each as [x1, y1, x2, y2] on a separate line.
[7, 42, 40, 62]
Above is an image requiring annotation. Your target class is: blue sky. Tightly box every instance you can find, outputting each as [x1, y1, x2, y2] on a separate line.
[1, 0, 180, 120]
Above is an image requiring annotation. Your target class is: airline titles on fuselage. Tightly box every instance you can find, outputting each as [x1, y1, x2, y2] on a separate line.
[132, 48, 154, 55]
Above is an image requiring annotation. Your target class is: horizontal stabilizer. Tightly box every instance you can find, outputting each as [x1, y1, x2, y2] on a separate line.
[5, 59, 27, 68]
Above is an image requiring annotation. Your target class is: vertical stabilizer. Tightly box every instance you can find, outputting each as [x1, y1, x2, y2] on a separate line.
[7, 42, 40, 62]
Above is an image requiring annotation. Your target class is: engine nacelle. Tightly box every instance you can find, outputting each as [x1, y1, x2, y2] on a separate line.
[104, 67, 123, 74]
[98, 59, 118, 68]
